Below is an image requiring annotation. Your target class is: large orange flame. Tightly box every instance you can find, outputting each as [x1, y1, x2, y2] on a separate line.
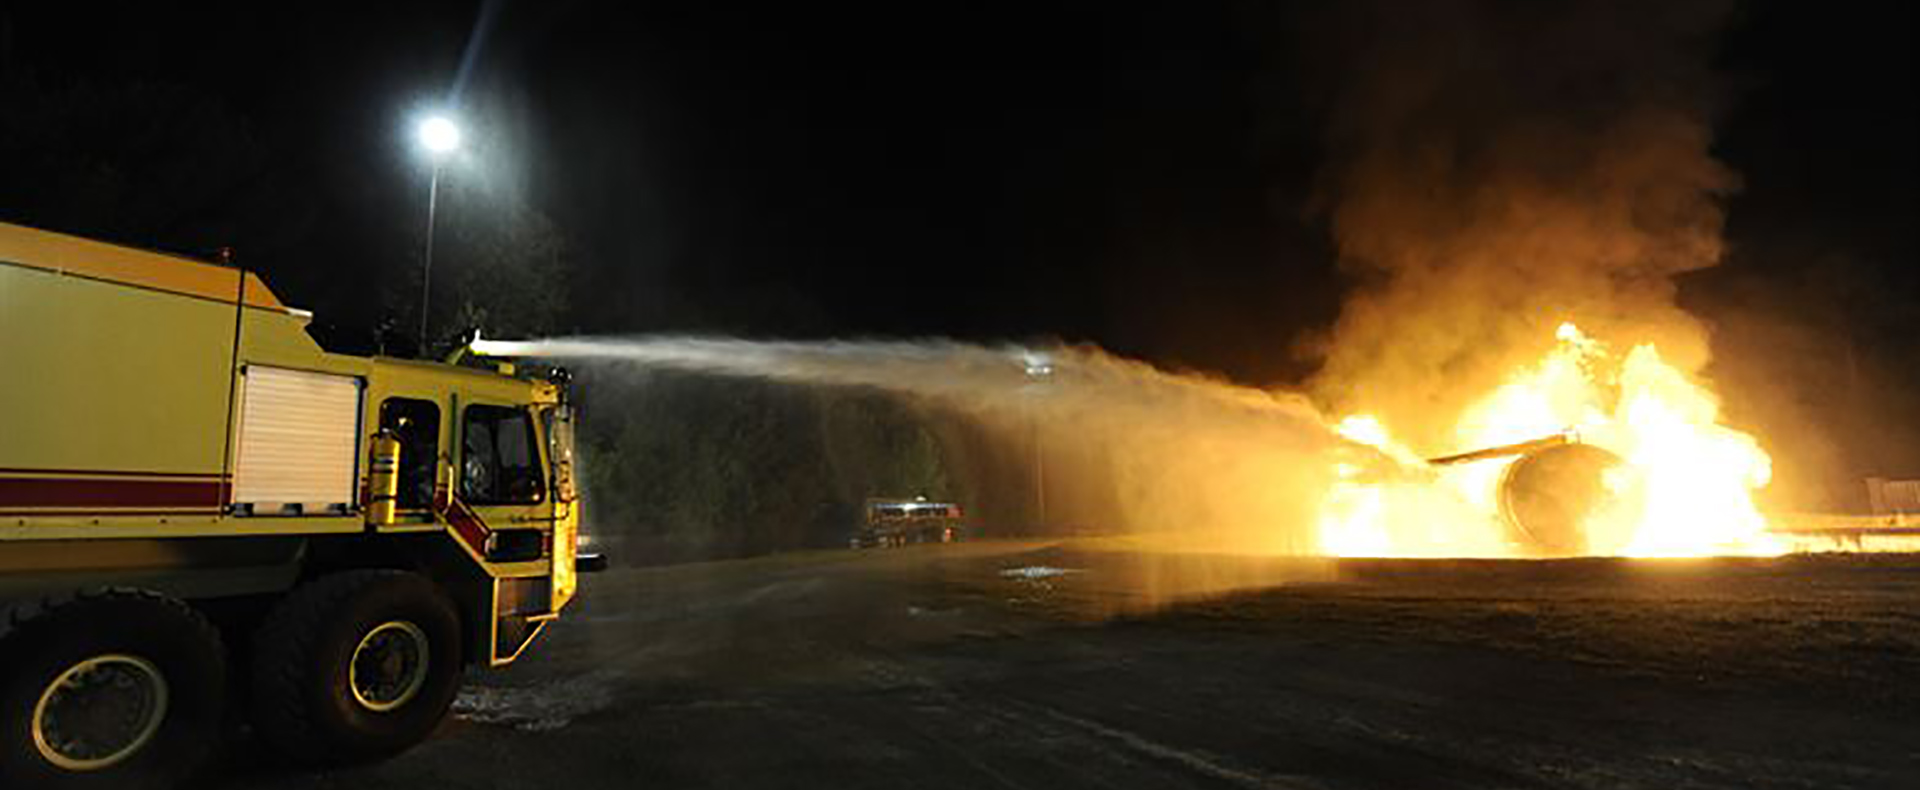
[1318, 323, 1783, 558]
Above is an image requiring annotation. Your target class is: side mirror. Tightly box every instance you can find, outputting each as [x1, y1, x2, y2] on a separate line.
[547, 405, 578, 504]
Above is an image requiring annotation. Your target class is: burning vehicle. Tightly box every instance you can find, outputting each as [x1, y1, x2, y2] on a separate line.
[1317, 323, 1783, 559]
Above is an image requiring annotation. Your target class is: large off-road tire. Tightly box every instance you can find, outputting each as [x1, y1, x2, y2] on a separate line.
[0, 589, 226, 790]
[248, 570, 463, 765]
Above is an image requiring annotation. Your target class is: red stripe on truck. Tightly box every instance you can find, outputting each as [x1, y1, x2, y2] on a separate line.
[444, 497, 491, 556]
[0, 476, 226, 508]
[433, 487, 492, 558]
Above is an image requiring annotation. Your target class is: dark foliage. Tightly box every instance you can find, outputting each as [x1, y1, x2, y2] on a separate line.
[572, 368, 975, 565]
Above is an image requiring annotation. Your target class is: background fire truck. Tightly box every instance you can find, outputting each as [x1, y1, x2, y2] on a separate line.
[853, 497, 965, 548]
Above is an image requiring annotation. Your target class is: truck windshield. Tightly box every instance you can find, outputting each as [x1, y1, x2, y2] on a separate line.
[461, 405, 544, 505]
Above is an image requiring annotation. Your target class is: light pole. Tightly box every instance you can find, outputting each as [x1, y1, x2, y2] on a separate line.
[415, 115, 461, 354]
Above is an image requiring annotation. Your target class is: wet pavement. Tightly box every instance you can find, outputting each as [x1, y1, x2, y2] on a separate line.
[217, 542, 1920, 790]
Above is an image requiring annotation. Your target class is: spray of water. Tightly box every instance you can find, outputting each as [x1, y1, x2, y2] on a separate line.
[476, 335, 1378, 558]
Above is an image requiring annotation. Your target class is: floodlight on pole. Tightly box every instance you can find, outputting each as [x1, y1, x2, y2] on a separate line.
[415, 115, 461, 354]
[418, 116, 462, 154]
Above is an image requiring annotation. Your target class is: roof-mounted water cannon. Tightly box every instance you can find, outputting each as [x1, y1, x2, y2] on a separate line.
[443, 326, 485, 366]
[441, 326, 523, 377]
[457, 330, 573, 400]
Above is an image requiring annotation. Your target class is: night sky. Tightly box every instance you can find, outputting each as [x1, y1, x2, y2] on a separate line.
[1, 1, 1912, 388]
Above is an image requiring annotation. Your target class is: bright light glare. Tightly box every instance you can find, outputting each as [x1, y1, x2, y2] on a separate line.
[417, 116, 461, 154]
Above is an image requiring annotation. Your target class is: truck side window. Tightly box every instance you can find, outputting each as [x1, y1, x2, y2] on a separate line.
[379, 398, 440, 510]
[462, 405, 544, 505]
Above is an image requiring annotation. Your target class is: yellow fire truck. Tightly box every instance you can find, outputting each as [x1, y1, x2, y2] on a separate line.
[0, 221, 596, 788]
[854, 497, 965, 548]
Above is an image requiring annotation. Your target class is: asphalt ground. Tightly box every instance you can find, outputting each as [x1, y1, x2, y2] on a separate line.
[218, 540, 1920, 789]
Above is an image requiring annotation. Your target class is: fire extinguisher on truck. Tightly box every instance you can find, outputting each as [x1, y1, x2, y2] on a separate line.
[0, 220, 605, 789]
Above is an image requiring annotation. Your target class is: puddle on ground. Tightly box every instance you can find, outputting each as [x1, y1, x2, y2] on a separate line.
[453, 670, 623, 732]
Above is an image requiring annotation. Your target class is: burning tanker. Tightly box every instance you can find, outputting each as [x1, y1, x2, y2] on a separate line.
[1318, 322, 1781, 559]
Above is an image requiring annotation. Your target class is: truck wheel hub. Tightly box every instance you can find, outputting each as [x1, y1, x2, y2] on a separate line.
[350, 621, 430, 712]
[32, 654, 169, 771]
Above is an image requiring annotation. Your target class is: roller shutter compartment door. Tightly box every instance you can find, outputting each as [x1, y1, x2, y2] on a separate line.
[232, 366, 362, 514]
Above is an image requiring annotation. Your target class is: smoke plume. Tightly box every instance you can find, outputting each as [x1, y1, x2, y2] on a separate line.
[1301, 0, 1739, 451]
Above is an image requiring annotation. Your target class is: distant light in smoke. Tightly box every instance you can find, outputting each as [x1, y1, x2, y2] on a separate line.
[1022, 352, 1054, 378]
